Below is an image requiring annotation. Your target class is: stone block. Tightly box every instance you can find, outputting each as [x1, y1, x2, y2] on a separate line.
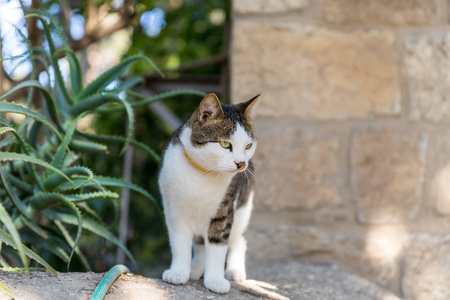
[350, 127, 428, 224]
[247, 223, 406, 286]
[232, 21, 401, 120]
[404, 32, 450, 122]
[402, 234, 450, 300]
[247, 225, 340, 265]
[233, 0, 307, 14]
[431, 132, 450, 215]
[253, 120, 343, 211]
[321, 0, 440, 25]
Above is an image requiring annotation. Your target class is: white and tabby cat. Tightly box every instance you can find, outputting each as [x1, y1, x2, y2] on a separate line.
[159, 93, 259, 294]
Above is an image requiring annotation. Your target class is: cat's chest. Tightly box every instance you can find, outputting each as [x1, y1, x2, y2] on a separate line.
[160, 144, 233, 208]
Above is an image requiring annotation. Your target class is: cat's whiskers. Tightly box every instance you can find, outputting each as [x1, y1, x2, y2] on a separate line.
[242, 168, 250, 187]
[244, 168, 257, 189]
[204, 169, 221, 183]
[245, 167, 256, 180]
[200, 164, 224, 183]
[212, 162, 231, 183]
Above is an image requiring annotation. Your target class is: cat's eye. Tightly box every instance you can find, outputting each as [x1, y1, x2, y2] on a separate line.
[220, 141, 231, 149]
[246, 143, 253, 150]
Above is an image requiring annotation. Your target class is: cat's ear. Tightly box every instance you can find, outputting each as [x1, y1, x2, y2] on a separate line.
[234, 94, 260, 120]
[198, 93, 223, 123]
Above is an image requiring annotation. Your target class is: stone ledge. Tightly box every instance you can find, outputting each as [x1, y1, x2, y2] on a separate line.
[233, 0, 308, 14]
[0, 262, 400, 300]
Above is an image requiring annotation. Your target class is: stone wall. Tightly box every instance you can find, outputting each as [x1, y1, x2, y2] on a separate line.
[230, 1, 450, 299]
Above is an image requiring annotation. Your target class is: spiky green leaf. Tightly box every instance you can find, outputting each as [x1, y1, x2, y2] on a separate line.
[0, 133, 14, 148]
[69, 140, 108, 154]
[76, 55, 163, 100]
[114, 76, 144, 91]
[0, 229, 57, 276]
[51, 113, 87, 169]
[55, 48, 82, 96]
[0, 203, 28, 272]
[56, 175, 159, 209]
[44, 166, 93, 192]
[66, 191, 119, 203]
[0, 127, 15, 135]
[0, 119, 45, 190]
[14, 28, 38, 109]
[54, 221, 91, 270]
[44, 209, 135, 265]
[69, 93, 134, 154]
[0, 52, 28, 62]
[19, 216, 48, 239]
[0, 282, 13, 298]
[77, 203, 103, 224]
[77, 132, 160, 163]
[0, 167, 30, 219]
[3, 171, 33, 194]
[0, 152, 76, 188]
[24, 13, 74, 106]
[100, 89, 206, 113]
[0, 81, 60, 125]
[27, 193, 82, 270]
[20, 230, 68, 262]
[0, 100, 67, 151]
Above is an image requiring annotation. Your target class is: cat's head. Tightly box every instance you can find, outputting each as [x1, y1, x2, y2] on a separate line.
[183, 93, 259, 174]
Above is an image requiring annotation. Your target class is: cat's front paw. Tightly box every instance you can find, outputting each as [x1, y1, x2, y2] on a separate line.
[162, 269, 189, 285]
[204, 277, 230, 294]
[225, 268, 246, 282]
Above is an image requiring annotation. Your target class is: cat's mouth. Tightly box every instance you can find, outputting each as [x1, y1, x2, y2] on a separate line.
[233, 166, 247, 173]
[225, 168, 243, 174]
[234, 161, 246, 172]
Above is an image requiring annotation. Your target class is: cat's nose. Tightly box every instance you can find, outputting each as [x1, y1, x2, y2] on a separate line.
[235, 161, 246, 170]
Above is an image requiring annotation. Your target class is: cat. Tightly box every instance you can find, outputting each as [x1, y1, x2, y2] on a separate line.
[158, 93, 259, 294]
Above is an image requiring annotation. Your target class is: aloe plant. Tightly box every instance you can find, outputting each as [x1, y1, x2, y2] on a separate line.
[0, 10, 204, 276]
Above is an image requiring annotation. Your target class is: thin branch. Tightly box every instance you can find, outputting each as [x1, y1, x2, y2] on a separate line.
[220, 21, 231, 102]
[84, 0, 99, 37]
[144, 54, 228, 81]
[117, 119, 134, 265]
[144, 89, 182, 131]
[59, 0, 74, 46]
[20, 0, 40, 48]
[146, 77, 221, 95]
[71, 17, 131, 52]
[0, 27, 4, 90]
[74, 0, 134, 51]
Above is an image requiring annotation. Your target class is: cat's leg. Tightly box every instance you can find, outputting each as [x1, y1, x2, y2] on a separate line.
[190, 236, 205, 280]
[162, 216, 192, 285]
[204, 241, 230, 293]
[203, 197, 235, 293]
[226, 191, 254, 282]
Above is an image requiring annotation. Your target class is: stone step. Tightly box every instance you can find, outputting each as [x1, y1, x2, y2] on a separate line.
[0, 262, 401, 300]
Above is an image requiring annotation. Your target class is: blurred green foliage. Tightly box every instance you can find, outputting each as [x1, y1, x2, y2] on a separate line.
[129, 0, 229, 73]
[0, 9, 167, 276]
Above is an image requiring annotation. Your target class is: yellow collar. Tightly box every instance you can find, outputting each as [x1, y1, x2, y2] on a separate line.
[183, 149, 208, 172]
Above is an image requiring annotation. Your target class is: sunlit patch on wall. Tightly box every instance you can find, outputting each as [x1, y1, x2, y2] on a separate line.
[364, 225, 408, 281]
[433, 162, 450, 215]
